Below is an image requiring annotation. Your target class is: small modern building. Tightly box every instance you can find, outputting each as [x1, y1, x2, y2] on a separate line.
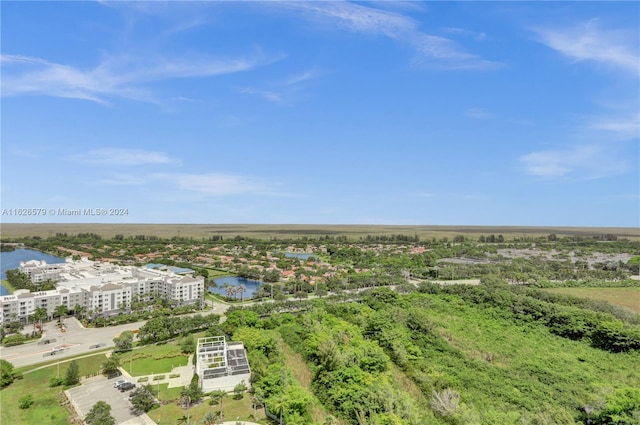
[196, 336, 251, 392]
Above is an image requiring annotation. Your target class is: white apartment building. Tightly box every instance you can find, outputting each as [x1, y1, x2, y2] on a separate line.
[0, 258, 204, 323]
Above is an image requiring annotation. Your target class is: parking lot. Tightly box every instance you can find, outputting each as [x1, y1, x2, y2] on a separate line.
[66, 375, 150, 424]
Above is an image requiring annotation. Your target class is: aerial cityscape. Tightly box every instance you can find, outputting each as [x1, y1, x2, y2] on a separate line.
[1, 1, 639, 425]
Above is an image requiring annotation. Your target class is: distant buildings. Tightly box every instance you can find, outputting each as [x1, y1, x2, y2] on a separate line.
[0, 258, 204, 323]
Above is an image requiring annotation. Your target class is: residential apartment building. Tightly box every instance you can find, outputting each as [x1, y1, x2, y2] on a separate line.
[0, 258, 204, 323]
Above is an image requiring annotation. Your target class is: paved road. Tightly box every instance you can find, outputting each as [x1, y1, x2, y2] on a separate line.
[0, 301, 230, 369]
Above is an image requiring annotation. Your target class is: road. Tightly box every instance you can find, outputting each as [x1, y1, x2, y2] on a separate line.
[0, 301, 230, 369]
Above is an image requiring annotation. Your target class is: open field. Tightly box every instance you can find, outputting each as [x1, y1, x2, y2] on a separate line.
[1, 354, 106, 425]
[123, 341, 190, 376]
[1, 223, 638, 240]
[152, 393, 268, 425]
[543, 287, 640, 313]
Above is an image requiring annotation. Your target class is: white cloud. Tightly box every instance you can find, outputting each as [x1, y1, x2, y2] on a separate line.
[534, 19, 640, 76]
[153, 172, 268, 196]
[72, 148, 178, 165]
[465, 107, 494, 119]
[283, 1, 416, 39]
[238, 87, 283, 103]
[101, 171, 273, 197]
[520, 144, 626, 179]
[1, 51, 276, 104]
[590, 113, 640, 140]
[277, 1, 500, 70]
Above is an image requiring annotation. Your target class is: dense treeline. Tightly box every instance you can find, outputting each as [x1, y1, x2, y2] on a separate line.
[226, 287, 640, 424]
[136, 314, 219, 344]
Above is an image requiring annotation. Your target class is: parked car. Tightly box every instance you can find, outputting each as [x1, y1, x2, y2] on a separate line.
[114, 379, 127, 388]
[119, 382, 136, 392]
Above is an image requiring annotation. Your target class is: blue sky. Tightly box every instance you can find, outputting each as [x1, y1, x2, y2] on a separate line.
[1, 1, 638, 226]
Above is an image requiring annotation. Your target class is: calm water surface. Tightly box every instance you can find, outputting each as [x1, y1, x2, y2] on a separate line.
[0, 248, 65, 295]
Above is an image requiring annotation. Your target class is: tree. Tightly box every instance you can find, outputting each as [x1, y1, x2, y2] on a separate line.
[74, 303, 85, 320]
[209, 389, 226, 418]
[55, 304, 68, 323]
[233, 380, 247, 400]
[85, 401, 116, 425]
[113, 331, 134, 352]
[180, 335, 196, 354]
[130, 384, 158, 413]
[102, 354, 121, 376]
[32, 306, 47, 332]
[0, 359, 17, 387]
[201, 411, 219, 425]
[65, 360, 80, 386]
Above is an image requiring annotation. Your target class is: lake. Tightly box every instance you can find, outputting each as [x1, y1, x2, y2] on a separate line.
[284, 252, 316, 260]
[0, 248, 66, 295]
[208, 276, 264, 299]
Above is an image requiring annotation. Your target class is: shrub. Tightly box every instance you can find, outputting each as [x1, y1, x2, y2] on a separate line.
[18, 394, 34, 409]
[2, 333, 26, 346]
[49, 376, 65, 387]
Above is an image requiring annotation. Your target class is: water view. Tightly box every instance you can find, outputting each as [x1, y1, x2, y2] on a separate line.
[0, 248, 65, 295]
[208, 276, 263, 299]
[284, 252, 316, 260]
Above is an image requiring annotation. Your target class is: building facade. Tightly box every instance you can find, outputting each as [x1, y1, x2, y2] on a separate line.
[0, 258, 204, 323]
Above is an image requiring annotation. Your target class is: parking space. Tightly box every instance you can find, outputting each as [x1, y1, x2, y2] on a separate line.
[66, 376, 141, 424]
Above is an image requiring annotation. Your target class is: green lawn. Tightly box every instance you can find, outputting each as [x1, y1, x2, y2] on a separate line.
[121, 341, 189, 376]
[1, 279, 16, 294]
[1, 354, 106, 425]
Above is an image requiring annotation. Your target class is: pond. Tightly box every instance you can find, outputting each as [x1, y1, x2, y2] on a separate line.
[283, 252, 317, 260]
[208, 276, 264, 299]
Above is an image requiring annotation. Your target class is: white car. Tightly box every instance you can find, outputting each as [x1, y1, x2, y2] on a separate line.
[114, 379, 127, 388]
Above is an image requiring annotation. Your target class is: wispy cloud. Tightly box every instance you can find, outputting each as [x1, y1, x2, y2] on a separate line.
[238, 87, 283, 103]
[276, 1, 500, 70]
[100, 170, 280, 197]
[465, 107, 494, 119]
[590, 113, 640, 140]
[444, 27, 487, 41]
[71, 148, 178, 165]
[519, 144, 627, 179]
[534, 19, 640, 76]
[239, 68, 321, 103]
[283, 1, 415, 39]
[153, 172, 268, 196]
[1, 51, 276, 104]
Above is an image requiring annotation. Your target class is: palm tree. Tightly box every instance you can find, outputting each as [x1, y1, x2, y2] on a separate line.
[33, 307, 47, 332]
[209, 390, 226, 418]
[201, 411, 218, 425]
[73, 304, 85, 321]
[239, 284, 246, 303]
[54, 304, 68, 323]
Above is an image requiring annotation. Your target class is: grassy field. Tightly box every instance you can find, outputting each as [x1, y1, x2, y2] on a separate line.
[152, 393, 268, 424]
[1, 223, 637, 240]
[543, 287, 640, 313]
[1, 354, 106, 425]
[122, 341, 190, 376]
